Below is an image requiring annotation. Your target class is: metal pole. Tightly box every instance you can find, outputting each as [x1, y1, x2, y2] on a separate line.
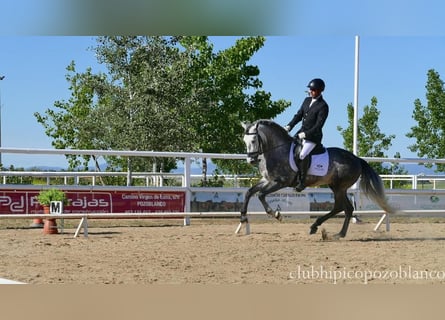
[0, 75, 4, 167]
[350, 36, 360, 192]
[0, 87, 2, 167]
[353, 35, 360, 156]
[183, 157, 191, 226]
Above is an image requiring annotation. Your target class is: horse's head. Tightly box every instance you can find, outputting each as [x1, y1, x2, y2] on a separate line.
[242, 122, 261, 165]
[242, 120, 291, 164]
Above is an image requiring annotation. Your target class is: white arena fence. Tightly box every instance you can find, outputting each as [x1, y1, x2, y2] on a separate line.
[0, 147, 445, 236]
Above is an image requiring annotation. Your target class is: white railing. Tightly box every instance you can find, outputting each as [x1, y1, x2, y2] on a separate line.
[381, 174, 445, 190]
[1, 147, 445, 217]
[2, 148, 445, 189]
[0, 147, 247, 213]
[2, 170, 445, 190]
[0, 170, 254, 188]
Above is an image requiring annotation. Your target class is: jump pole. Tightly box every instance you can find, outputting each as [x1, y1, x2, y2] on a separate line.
[235, 221, 250, 235]
[74, 217, 89, 238]
[374, 213, 390, 232]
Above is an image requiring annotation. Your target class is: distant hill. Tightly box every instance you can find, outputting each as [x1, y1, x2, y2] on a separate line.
[24, 166, 66, 171]
[23, 161, 217, 175]
[402, 164, 439, 175]
[172, 161, 217, 175]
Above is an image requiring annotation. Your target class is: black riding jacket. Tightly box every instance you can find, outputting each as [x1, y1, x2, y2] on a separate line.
[286, 95, 329, 144]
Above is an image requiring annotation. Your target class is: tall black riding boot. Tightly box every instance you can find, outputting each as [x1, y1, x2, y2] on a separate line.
[295, 156, 310, 192]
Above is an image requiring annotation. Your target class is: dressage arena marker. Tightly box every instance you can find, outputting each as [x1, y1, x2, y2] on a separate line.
[0, 210, 393, 238]
[2, 209, 445, 238]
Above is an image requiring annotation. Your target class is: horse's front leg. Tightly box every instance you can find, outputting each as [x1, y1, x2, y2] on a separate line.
[257, 181, 286, 221]
[236, 180, 283, 234]
[239, 180, 266, 224]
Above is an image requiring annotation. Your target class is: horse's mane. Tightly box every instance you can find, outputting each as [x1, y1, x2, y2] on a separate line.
[255, 119, 289, 137]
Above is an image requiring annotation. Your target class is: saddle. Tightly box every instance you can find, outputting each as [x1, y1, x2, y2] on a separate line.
[309, 143, 326, 156]
[293, 141, 326, 162]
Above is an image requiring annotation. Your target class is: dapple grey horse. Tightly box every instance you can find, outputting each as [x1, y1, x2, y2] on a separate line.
[239, 119, 395, 238]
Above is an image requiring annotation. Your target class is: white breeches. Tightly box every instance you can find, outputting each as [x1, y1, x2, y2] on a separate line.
[299, 139, 316, 160]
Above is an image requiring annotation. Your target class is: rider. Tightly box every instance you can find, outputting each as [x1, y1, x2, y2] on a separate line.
[284, 78, 329, 192]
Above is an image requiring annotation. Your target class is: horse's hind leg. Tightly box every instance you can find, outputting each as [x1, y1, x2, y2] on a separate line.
[309, 190, 346, 235]
[337, 193, 354, 238]
[310, 207, 342, 235]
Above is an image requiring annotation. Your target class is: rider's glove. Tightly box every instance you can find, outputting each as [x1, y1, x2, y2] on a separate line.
[298, 132, 306, 139]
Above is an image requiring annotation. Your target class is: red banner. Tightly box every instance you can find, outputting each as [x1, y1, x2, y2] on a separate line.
[0, 190, 185, 214]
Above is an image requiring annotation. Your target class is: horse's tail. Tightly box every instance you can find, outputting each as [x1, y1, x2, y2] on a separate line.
[359, 159, 396, 213]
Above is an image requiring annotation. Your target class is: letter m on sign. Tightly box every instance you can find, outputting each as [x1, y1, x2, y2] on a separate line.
[50, 201, 63, 214]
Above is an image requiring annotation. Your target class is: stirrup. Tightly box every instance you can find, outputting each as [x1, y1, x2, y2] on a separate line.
[295, 181, 306, 192]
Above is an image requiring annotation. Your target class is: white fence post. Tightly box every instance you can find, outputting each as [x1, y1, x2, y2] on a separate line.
[183, 157, 191, 226]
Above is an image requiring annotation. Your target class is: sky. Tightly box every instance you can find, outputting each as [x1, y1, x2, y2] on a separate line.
[0, 1, 445, 169]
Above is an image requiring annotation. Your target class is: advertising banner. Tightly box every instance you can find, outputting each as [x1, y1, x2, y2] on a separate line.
[0, 188, 442, 215]
[191, 190, 311, 212]
[0, 190, 185, 214]
[190, 190, 359, 213]
[359, 193, 444, 211]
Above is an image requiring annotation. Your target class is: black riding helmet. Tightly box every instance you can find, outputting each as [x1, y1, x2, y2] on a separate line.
[307, 78, 325, 91]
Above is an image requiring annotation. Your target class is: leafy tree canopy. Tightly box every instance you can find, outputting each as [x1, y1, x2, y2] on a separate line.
[337, 97, 406, 175]
[35, 36, 290, 176]
[406, 69, 445, 172]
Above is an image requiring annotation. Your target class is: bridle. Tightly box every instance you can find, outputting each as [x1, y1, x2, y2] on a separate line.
[245, 125, 263, 162]
[244, 122, 289, 163]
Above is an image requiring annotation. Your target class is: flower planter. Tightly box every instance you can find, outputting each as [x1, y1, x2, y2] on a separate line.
[42, 205, 58, 235]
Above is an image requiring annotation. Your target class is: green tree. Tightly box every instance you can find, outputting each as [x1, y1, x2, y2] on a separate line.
[93, 36, 184, 175]
[406, 69, 445, 172]
[35, 61, 109, 170]
[177, 36, 289, 181]
[34, 36, 289, 180]
[337, 97, 406, 175]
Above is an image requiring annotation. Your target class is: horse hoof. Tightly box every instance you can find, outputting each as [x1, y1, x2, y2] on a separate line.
[275, 212, 282, 222]
[309, 226, 318, 234]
